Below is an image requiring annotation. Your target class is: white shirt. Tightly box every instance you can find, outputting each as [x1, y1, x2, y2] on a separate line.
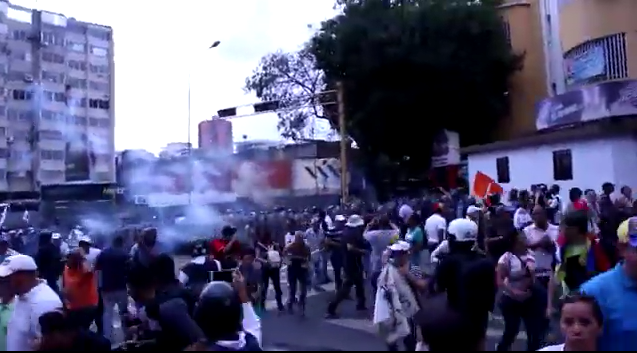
[7, 281, 63, 351]
[84, 247, 102, 269]
[430, 240, 449, 263]
[513, 208, 533, 230]
[523, 223, 559, 277]
[424, 214, 446, 244]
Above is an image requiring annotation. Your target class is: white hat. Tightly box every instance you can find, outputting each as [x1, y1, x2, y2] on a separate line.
[399, 204, 414, 220]
[0, 254, 37, 277]
[448, 218, 478, 242]
[466, 205, 481, 215]
[78, 235, 92, 244]
[334, 215, 346, 222]
[51, 233, 61, 240]
[345, 214, 365, 227]
[389, 241, 411, 252]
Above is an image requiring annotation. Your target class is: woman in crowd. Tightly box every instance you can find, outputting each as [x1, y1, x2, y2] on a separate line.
[539, 293, 603, 351]
[284, 231, 310, 316]
[254, 228, 284, 313]
[496, 231, 547, 351]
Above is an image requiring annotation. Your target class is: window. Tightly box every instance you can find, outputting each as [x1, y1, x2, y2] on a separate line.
[553, 149, 573, 181]
[40, 149, 64, 160]
[41, 52, 65, 64]
[11, 89, 32, 101]
[89, 81, 109, 92]
[10, 30, 27, 41]
[90, 45, 108, 57]
[42, 71, 64, 83]
[0, 149, 8, 158]
[67, 77, 87, 89]
[38, 130, 64, 140]
[6, 71, 25, 82]
[89, 64, 109, 74]
[87, 28, 111, 41]
[89, 98, 110, 110]
[66, 40, 86, 52]
[564, 33, 628, 88]
[67, 59, 87, 71]
[496, 156, 510, 184]
[41, 31, 64, 46]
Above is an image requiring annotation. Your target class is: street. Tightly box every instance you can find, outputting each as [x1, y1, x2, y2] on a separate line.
[106, 256, 544, 350]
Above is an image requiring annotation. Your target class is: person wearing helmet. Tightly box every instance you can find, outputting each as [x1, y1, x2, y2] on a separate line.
[179, 240, 223, 297]
[193, 272, 262, 351]
[431, 218, 496, 348]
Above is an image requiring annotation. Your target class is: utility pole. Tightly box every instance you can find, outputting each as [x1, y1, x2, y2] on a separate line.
[337, 82, 348, 206]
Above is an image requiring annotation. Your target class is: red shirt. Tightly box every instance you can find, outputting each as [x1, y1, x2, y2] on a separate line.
[210, 238, 241, 259]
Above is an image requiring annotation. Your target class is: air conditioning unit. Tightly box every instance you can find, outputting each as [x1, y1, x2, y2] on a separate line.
[23, 74, 33, 83]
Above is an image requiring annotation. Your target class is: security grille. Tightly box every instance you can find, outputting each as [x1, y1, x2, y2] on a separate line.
[563, 33, 628, 88]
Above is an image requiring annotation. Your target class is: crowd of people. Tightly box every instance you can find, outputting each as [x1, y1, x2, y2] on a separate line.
[0, 181, 634, 351]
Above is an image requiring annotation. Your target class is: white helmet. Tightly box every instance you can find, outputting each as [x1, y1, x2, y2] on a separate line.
[447, 218, 478, 242]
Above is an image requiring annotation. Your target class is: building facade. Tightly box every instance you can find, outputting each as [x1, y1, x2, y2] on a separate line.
[0, 1, 114, 192]
[198, 118, 233, 153]
[495, 0, 637, 139]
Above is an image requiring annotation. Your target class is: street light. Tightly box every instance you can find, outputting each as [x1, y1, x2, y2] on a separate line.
[187, 41, 221, 151]
[187, 41, 221, 206]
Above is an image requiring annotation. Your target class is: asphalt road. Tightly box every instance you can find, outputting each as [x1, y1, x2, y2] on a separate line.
[106, 256, 556, 351]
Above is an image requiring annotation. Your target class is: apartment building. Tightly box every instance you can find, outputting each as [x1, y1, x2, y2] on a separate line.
[494, 0, 637, 139]
[0, 1, 114, 192]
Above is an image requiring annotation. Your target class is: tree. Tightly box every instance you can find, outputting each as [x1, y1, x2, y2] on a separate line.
[244, 46, 333, 141]
[310, 0, 522, 196]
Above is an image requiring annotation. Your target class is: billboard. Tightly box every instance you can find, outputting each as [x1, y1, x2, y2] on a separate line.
[120, 155, 293, 207]
[536, 79, 637, 130]
[431, 130, 460, 168]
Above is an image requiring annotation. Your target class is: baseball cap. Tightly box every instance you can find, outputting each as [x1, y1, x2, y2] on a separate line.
[334, 215, 346, 222]
[51, 233, 61, 240]
[466, 205, 481, 215]
[617, 217, 637, 247]
[0, 254, 37, 277]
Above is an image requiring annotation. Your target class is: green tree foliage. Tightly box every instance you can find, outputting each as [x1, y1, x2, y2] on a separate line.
[311, 0, 522, 193]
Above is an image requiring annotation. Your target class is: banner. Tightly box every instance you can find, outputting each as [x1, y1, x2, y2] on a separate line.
[564, 45, 605, 86]
[536, 80, 637, 130]
[65, 134, 95, 182]
[431, 130, 460, 168]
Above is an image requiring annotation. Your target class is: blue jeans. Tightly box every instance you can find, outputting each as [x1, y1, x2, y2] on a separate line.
[101, 290, 129, 343]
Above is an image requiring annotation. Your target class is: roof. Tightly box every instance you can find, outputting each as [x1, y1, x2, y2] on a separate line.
[461, 116, 637, 155]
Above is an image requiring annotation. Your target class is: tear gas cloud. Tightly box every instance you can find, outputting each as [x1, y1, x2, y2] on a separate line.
[27, 84, 274, 249]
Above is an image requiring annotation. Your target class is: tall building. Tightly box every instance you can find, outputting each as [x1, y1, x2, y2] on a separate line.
[198, 118, 233, 153]
[495, 0, 637, 139]
[0, 1, 114, 192]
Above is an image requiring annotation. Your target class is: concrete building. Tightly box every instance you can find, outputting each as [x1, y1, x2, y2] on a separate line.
[495, 0, 635, 139]
[0, 1, 114, 192]
[466, 0, 637, 198]
[198, 118, 233, 153]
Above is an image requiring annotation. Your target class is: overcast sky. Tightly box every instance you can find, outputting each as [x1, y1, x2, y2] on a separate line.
[15, 0, 338, 153]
